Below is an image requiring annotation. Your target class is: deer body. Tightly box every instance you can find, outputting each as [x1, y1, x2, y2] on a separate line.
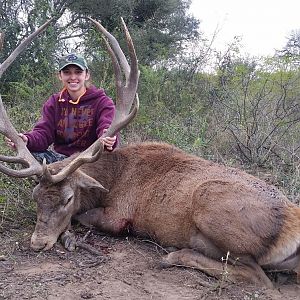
[31, 142, 300, 287]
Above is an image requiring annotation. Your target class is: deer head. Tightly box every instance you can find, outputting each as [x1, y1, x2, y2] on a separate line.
[0, 18, 139, 250]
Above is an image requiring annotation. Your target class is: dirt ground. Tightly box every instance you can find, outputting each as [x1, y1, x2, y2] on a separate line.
[0, 224, 299, 300]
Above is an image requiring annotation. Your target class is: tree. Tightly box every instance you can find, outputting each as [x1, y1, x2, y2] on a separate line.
[0, 0, 67, 97]
[1, 0, 201, 100]
[278, 30, 300, 66]
[210, 52, 300, 166]
[67, 0, 200, 65]
[281, 30, 300, 56]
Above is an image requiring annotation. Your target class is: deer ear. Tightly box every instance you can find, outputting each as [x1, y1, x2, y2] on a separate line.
[76, 171, 109, 193]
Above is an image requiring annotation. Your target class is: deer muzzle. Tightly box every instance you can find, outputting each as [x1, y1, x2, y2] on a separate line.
[30, 231, 58, 251]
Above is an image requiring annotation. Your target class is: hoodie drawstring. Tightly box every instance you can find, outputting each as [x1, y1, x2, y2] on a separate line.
[58, 87, 87, 104]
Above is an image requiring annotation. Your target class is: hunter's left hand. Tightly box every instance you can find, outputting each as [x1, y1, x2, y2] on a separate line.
[101, 129, 116, 150]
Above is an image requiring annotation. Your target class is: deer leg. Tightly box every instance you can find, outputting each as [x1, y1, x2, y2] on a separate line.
[60, 229, 76, 251]
[267, 251, 300, 283]
[74, 207, 129, 235]
[296, 260, 300, 284]
[162, 248, 274, 288]
[294, 253, 300, 284]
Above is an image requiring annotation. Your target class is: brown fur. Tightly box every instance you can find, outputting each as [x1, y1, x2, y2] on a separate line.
[31, 142, 300, 287]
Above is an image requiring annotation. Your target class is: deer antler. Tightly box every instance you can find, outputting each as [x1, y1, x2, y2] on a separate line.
[45, 17, 140, 184]
[0, 19, 54, 178]
[89, 17, 140, 139]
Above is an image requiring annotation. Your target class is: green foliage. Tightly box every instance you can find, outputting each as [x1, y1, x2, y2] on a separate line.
[280, 29, 300, 64]
[0, 0, 65, 96]
[0, 174, 36, 230]
[209, 54, 300, 167]
[0, 90, 49, 229]
[123, 65, 211, 155]
[68, 0, 200, 65]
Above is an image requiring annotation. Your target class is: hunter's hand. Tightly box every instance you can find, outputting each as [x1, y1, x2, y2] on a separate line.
[4, 133, 28, 150]
[101, 129, 116, 151]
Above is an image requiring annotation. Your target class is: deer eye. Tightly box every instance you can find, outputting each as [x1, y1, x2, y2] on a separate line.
[63, 195, 73, 207]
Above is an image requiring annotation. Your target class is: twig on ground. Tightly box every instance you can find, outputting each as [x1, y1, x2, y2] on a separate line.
[81, 229, 92, 242]
[76, 240, 106, 257]
[75, 229, 108, 261]
[78, 258, 107, 268]
[140, 238, 170, 254]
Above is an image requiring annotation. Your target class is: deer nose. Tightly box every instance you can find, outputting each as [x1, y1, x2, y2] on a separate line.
[30, 237, 47, 251]
[30, 231, 55, 251]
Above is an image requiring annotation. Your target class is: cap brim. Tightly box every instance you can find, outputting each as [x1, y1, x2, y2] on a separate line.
[59, 63, 86, 71]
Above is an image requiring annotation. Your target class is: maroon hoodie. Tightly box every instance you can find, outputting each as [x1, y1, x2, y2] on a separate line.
[25, 85, 117, 156]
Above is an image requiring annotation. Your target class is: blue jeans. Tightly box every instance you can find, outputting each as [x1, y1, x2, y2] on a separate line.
[32, 150, 67, 164]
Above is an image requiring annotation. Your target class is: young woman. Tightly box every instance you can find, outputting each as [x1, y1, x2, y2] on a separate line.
[6, 53, 117, 163]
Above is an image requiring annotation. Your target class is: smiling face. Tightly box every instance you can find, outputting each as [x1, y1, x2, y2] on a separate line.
[58, 65, 90, 99]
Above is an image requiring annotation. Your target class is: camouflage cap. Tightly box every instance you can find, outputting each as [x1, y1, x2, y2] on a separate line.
[58, 53, 88, 71]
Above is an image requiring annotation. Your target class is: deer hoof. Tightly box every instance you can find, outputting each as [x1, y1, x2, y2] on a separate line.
[60, 230, 76, 251]
[158, 256, 174, 269]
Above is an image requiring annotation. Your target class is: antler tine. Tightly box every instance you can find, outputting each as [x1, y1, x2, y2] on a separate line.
[0, 18, 54, 78]
[88, 17, 130, 79]
[0, 19, 54, 178]
[0, 96, 44, 177]
[46, 18, 139, 184]
[89, 17, 140, 138]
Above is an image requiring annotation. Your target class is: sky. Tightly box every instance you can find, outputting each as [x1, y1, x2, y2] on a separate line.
[189, 0, 300, 56]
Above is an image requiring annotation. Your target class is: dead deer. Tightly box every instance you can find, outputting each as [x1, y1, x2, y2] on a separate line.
[0, 17, 299, 289]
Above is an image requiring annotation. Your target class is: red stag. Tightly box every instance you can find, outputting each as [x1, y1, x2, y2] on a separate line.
[0, 18, 299, 289]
